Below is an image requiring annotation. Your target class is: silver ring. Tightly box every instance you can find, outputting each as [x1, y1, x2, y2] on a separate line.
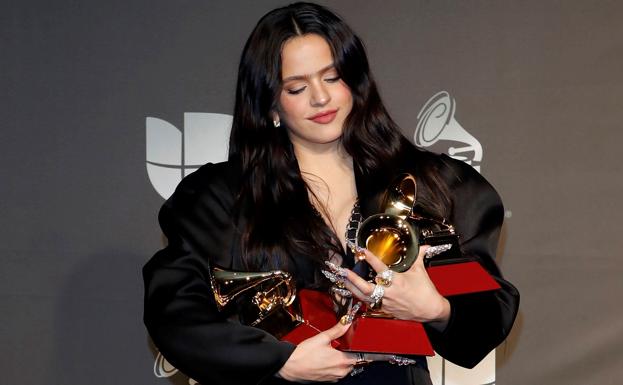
[350, 366, 365, 376]
[389, 355, 417, 366]
[375, 269, 394, 287]
[369, 284, 385, 304]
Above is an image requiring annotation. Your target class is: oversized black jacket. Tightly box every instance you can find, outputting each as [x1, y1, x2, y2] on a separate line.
[143, 146, 520, 385]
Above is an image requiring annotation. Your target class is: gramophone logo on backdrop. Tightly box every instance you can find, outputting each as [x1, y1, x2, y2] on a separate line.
[414, 91, 483, 172]
[146, 112, 232, 199]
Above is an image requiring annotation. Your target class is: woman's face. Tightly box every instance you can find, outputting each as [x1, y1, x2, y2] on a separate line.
[276, 34, 353, 150]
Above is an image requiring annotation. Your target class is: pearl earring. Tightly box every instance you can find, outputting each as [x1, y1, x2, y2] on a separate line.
[273, 119, 281, 128]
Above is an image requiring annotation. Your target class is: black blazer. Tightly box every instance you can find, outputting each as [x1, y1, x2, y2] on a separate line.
[143, 145, 520, 385]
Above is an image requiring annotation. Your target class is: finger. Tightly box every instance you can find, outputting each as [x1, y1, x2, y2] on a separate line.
[342, 268, 375, 296]
[360, 248, 390, 274]
[409, 244, 429, 271]
[341, 279, 369, 302]
[411, 243, 454, 271]
[344, 352, 361, 365]
[320, 320, 352, 342]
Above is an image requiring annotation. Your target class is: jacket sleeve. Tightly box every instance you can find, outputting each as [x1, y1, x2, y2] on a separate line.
[424, 155, 520, 368]
[142, 163, 295, 385]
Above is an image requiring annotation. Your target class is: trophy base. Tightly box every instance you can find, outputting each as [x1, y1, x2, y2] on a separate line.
[339, 315, 434, 355]
[281, 261, 500, 353]
[281, 290, 433, 355]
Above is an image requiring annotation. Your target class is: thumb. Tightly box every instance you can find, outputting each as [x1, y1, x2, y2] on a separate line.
[319, 320, 352, 342]
[409, 245, 428, 271]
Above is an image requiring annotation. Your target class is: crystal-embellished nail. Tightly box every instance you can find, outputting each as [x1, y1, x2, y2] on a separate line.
[424, 243, 453, 259]
[389, 355, 417, 366]
[331, 287, 353, 297]
[324, 260, 348, 277]
[340, 301, 362, 325]
[346, 239, 357, 252]
[349, 301, 362, 316]
[321, 269, 339, 283]
[355, 247, 366, 261]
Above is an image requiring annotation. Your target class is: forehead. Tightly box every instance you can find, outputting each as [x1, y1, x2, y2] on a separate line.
[281, 34, 334, 79]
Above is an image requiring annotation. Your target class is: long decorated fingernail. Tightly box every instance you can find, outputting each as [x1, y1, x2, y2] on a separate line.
[389, 355, 417, 366]
[347, 239, 367, 260]
[324, 261, 348, 277]
[346, 239, 358, 252]
[321, 269, 339, 283]
[340, 301, 362, 324]
[424, 244, 453, 259]
[355, 247, 366, 261]
[331, 287, 353, 297]
[322, 270, 346, 288]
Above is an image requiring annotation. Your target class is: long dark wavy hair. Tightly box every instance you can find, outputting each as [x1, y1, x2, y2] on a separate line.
[229, 2, 451, 275]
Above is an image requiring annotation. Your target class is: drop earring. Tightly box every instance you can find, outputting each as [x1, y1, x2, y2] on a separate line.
[273, 119, 281, 128]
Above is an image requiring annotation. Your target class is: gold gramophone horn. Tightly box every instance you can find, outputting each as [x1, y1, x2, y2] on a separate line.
[210, 268, 296, 312]
[357, 174, 420, 272]
[209, 267, 302, 338]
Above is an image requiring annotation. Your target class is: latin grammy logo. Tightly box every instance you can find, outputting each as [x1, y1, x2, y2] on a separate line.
[415, 91, 483, 172]
[153, 351, 198, 384]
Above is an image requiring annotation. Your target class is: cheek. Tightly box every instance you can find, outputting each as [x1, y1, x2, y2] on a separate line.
[338, 86, 353, 112]
[278, 94, 305, 121]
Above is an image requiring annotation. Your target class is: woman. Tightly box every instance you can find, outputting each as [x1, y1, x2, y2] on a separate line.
[143, 2, 519, 384]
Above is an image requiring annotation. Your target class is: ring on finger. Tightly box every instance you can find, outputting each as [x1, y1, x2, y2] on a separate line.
[369, 283, 385, 307]
[355, 352, 367, 365]
[375, 269, 394, 287]
[350, 353, 368, 376]
[350, 366, 365, 376]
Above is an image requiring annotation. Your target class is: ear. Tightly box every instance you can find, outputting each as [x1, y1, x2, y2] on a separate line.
[270, 111, 281, 127]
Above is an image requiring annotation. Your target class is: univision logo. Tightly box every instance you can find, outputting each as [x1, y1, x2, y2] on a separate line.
[146, 112, 232, 199]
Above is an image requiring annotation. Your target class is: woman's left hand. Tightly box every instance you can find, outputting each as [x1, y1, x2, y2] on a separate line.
[340, 246, 451, 325]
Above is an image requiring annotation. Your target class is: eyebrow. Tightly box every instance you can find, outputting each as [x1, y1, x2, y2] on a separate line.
[282, 63, 336, 82]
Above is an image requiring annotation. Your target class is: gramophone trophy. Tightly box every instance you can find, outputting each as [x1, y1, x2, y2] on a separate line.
[330, 173, 500, 355]
[209, 267, 304, 339]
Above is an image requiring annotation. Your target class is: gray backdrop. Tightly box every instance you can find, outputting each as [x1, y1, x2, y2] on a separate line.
[2, 1, 623, 384]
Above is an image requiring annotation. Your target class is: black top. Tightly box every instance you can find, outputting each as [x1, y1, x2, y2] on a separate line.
[142, 144, 520, 385]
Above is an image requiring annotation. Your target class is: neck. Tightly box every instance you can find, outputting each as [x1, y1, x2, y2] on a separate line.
[292, 139, 352, 175]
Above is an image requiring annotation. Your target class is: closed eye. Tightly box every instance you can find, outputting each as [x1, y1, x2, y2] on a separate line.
[287, 86, 306, 95]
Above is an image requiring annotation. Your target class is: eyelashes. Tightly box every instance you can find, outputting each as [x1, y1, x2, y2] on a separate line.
[286, 87, 305, 95]
[285, 76, 341, 95]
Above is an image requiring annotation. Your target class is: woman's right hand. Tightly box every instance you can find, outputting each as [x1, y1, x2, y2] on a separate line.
[277, 321, 359, 382]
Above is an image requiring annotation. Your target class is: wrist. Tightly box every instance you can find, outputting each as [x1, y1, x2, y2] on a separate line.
[426, 297, 451, 331]
[435, 297, 451, 322]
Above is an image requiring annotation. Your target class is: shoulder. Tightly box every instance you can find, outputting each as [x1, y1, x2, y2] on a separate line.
[167, 160, 240, 207]
[436, 154, 498, 193]
[172, 160, 240, 199]
[159, 160, 241, 233]
[395, 142, 503, 217]
[394, 140, 489, 188]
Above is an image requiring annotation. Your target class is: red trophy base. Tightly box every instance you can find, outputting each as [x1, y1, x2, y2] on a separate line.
[282, 261, 501, 354]
[340, 314, 433, 355]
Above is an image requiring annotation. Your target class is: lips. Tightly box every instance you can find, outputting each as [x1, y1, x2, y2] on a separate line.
[308, 109, 338, 124]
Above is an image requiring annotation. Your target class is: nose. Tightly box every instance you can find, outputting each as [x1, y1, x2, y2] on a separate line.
[310, 80, 330, 107]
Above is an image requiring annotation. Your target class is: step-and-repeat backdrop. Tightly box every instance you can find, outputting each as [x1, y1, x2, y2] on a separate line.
[3, 1, 622, 384]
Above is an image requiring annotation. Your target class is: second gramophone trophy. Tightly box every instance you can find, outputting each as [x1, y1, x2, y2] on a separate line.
[333, 173, 462, 355]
